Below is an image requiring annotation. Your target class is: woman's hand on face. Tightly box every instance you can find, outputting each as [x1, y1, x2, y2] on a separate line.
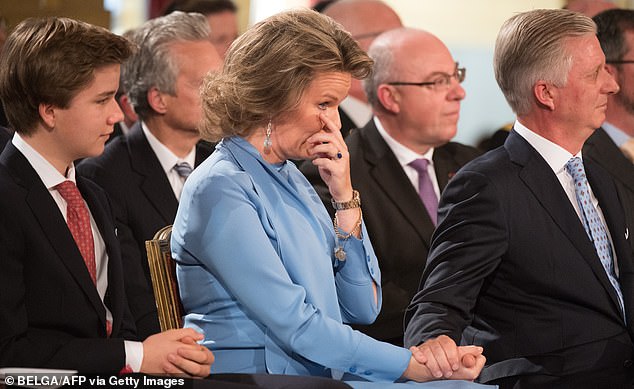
[308, 112, 353, 202]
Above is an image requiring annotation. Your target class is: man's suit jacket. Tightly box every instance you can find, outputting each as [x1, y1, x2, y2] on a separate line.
[404, 131, 634, 385]
[338, 106, 356, 140]
[0, 125, 11, 151]
[77, 123, 214, 338]
[300, 119, 480, 345]
[0, 143, 136, 373]
[0, 103, 8, 128]
[584, 128, 634, 258]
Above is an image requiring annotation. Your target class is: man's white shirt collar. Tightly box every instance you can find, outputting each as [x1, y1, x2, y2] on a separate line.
[513, 120, 580, 175]
[12, 132, 74, 188]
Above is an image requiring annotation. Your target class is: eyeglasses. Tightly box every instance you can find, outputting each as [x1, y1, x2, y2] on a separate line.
[386, 63, 466, 91]
[607, 60, 634, 65]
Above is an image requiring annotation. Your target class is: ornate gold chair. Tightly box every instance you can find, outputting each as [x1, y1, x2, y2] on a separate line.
[145, 225, 184, 331]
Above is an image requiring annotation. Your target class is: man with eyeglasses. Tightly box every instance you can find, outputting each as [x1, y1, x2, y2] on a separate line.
[322, 0, 402, 138]
[301, 27, 480, 347]
[405, 9, 634, 387]
[584, 9, 634, 263]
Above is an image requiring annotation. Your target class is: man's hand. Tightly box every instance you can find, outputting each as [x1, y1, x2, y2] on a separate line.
[409, 335, 484, 379]
[443, 346, 486, 381]
[141, 328, 214, 377]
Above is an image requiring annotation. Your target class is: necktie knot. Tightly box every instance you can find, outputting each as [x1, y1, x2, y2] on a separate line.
[56, 180, 85, 209]
[409, 158, 430, 173]
[174, 162, 193, 179]
[565, 156, 586, 181]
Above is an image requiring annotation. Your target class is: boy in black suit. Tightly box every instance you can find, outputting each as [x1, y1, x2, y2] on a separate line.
[0, 16, 213, 375]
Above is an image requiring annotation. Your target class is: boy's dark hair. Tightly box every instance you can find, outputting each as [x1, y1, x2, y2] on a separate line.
[0, 17, 132, 134]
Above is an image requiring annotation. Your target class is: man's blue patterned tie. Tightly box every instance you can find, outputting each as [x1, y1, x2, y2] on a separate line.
[566, 157, 625, 317]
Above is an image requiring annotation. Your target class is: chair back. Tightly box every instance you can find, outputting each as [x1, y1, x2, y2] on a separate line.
[145, 225, 184, 331]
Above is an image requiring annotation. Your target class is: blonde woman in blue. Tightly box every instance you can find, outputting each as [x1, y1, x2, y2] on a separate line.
[171, 8, 485, 386]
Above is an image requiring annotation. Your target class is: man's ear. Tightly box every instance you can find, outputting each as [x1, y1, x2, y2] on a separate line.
[38, 103, 56, 129]
[534, 80, 555, 111]
[118, 94, 138, 120]
[147, 87, 167, 114]
[377, 84, 401, 114]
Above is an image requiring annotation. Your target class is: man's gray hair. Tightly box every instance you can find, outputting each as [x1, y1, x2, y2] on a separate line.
[124, 11, 211, 120]
[494, 9, 596, 116]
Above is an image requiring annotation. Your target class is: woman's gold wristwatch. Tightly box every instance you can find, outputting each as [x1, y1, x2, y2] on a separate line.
[331, 190, 361, 210]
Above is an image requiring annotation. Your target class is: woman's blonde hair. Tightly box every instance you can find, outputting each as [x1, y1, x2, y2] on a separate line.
[200, 8, 373, 142]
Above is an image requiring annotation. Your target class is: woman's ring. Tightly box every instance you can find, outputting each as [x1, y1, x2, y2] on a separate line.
[336, 152, 343, 159]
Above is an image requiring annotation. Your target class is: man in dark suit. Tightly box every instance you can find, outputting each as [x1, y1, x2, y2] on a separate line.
[322, 0, 402, 138]
[585, 9, 634, 259]
[0, 15, 213, 375]
[301, 28, 480, 346]
[404, 9, 634, 388]
[78, 12, 222, 339]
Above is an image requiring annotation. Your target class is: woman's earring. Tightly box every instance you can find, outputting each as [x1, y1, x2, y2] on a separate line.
[263, 120, 272, 154]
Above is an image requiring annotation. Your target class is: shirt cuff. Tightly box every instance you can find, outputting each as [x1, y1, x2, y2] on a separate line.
[124, 340, 144, 372]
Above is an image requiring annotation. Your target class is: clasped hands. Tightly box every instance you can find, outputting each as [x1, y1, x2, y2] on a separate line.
[403, 335, 485, 382]
[141, 328, 214, 377]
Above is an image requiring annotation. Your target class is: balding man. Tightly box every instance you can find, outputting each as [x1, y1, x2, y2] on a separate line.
[301, 27, 480, 346]
[323, 0, 402, 137]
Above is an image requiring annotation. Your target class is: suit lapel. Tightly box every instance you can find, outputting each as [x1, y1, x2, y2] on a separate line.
[77, 177, 123, 331]
[127, 125, 178, 222]
[360, 122, 436, 245]
[2, 144, 107, 324]
[507, 132, 625, 315]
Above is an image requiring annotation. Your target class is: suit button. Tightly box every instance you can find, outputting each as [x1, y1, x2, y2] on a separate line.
[624, 360, 633, 368]
[364, 371, 372, 376]
[349, 366, 357, 373]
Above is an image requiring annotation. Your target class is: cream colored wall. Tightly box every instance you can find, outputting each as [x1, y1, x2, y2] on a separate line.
[107, 0, 634, 145]
[384, 0, 561, 47]
[109, 0, 251, 35]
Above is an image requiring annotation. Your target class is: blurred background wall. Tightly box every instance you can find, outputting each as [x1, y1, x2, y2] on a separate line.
[1, 0, 633, 146]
